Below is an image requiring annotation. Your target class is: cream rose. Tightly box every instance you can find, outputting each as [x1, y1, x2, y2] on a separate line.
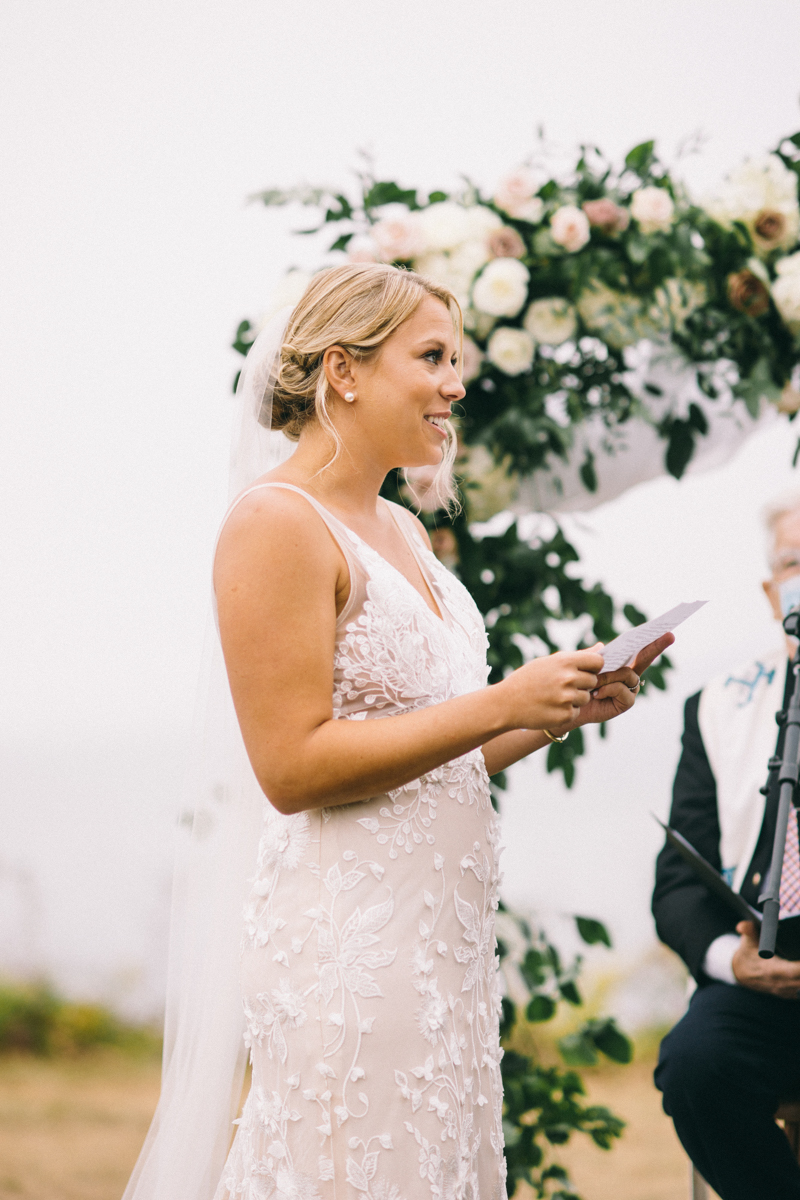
[413, 249, 475, 312]
[772, 251, 800, 333]
[418, 201, 474, 252]
[472, 257, 530, 317]
[550, 205, 591, 253]
[371, 204, 424, 261]
[494, 169, 544, 223]
[523, 297, 577, 346]
[631, 186, 675, 234]
[486, 326, 535, 376]
[463, 204, 503, 241]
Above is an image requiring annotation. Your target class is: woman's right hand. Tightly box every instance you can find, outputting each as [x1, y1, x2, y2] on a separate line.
[495, 646, 604, 732]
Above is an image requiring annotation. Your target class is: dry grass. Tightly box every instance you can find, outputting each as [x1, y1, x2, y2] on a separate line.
[0, 1052, 160, 1200]
[0, 1049, 717, 1200]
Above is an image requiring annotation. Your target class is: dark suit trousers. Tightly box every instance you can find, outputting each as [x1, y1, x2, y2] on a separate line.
[655, 982, 800, 1199]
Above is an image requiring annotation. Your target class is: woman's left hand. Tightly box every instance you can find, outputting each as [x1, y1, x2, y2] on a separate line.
[548, 632, 675, 735]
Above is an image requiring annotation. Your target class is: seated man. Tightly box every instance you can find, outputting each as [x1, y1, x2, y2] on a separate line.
[653, 494, 800, 1200]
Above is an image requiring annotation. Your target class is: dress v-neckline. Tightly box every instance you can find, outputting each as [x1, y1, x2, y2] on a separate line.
[250, 482, 447, 626]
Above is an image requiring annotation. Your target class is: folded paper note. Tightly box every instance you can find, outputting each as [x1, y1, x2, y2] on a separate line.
[601, 601, 707, 673]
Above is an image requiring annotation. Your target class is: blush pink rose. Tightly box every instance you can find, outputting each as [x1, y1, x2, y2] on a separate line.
[493, 169, 545, 222]
[487, 227, 526, 259]
[581, 198, 630, 234]
[550, 205, 591, 253]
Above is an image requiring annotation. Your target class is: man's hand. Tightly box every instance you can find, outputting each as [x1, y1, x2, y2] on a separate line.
[732, 921, 800, 999]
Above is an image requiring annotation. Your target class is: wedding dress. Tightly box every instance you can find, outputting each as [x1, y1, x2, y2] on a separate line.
[214, 482, 508, 1200]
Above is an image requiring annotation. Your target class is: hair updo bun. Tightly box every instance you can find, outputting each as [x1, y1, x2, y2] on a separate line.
[268, 262, 461, 444]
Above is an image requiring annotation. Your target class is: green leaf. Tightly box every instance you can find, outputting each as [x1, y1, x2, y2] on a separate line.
[428, 190, 449, 204]
[527, 994, 557, 1023]
[499, 995, 516, 1040]
[558, 1030, 598, 1066]
[249, 184, 329, 208]
[592, 1019, 633, 1064]
[688, 402, 708, 435]
[363, 180, 419, 211]
[624, 140, 655, 176]
[734, 356, 782, 418]
[575, 916, 612, 948]
[329, 232, 354, 252]
[623, 603, 647, 627]
[665, 419, 695, 479]
[579, 449, 597, 493]
[559, 980, 582, 1006]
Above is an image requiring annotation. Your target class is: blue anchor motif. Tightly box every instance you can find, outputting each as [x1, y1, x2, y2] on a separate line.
[724, 661, 776, 707]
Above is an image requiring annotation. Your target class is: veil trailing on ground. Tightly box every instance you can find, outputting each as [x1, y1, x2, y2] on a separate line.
[123, 308, 295, 1200]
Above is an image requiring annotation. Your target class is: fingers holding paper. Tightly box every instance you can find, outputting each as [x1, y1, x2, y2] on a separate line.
[574, 631, 675, 728]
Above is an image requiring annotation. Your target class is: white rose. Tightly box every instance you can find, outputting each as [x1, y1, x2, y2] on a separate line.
[461, 335, 484, 383]
[550, 205, 591, 253]
[413, 251, 473, 312]
[706, 155, 799, 255]
[486, 326, 535, 376]
[462, 205, 503, 241]
[259, 269, 312, 325]
[523, 297, 577, 346]
[371, 204, 425, 261]
[418, 201, 473, 252]
[472, 257, 530, 317]
[631, 186, 675, 234]
[773, 251, 800, 332]
[494, 169, 545, 223]
[346, 234, 379, 263]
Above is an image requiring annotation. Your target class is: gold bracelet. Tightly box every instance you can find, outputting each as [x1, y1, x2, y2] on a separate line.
[543, 728, 569, 744]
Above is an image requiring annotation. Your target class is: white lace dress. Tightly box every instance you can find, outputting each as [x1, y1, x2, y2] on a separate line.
[216, 483, 507, 1200]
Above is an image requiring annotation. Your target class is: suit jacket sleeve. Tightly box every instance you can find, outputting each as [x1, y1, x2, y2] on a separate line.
[652, 692, 739, 982]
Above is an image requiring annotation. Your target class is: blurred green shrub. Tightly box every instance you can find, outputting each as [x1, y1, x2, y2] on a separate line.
[0, 980, 161, 1057]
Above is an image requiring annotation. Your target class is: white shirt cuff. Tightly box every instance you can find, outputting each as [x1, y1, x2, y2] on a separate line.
[702, 933, 740, 985]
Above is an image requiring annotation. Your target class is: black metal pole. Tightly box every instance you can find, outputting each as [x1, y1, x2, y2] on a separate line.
[759, 610, 800, 958]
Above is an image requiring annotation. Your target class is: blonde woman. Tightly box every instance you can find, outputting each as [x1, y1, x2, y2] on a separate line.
[128, 263, 671, 1200]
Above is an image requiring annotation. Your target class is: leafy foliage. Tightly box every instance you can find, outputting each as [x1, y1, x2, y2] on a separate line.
[0, 980, 160, 1057]
[497, 909, 631, 1197]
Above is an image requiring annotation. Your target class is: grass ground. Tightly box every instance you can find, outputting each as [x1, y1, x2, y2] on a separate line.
[0, 1050, 716, 1200]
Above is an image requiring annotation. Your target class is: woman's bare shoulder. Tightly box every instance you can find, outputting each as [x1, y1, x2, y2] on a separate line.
[214, 484, 339, 591]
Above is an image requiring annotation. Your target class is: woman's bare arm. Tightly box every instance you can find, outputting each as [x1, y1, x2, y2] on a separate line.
[214, 489, 605, 814]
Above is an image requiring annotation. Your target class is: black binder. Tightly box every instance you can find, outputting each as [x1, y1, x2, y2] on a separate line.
[658, 819, 800, 962]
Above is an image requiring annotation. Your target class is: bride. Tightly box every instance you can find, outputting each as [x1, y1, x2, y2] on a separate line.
[125, 262, 672, 1200]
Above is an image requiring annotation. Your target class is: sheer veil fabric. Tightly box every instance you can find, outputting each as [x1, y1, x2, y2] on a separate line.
[123, 309, 297, 1200]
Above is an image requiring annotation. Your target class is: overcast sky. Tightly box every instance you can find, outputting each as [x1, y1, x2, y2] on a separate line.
[3, 0, 800, 1008]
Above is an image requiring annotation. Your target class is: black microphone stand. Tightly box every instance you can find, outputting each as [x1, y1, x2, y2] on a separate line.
[759, 608, 800, 958]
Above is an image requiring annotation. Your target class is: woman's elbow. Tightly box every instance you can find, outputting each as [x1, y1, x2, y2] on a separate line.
[255, 765, 322, 816]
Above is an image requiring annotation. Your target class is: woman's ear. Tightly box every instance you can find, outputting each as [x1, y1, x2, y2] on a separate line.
[323, 346, 356, 400]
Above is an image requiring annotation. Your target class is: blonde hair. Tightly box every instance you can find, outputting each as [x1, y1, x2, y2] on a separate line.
[270, 262, 463, 512]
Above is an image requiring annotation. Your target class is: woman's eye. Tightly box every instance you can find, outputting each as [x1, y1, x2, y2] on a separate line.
[424, 350, 442, 363]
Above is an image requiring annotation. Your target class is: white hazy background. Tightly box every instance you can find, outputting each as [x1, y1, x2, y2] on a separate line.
[3, 0, 800, 1020]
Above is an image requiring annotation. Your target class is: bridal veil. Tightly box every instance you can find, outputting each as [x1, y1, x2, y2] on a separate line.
[123, 307, 295, 1200]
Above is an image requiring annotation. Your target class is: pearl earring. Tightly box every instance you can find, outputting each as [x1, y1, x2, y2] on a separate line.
[344, 391, 355, 402]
